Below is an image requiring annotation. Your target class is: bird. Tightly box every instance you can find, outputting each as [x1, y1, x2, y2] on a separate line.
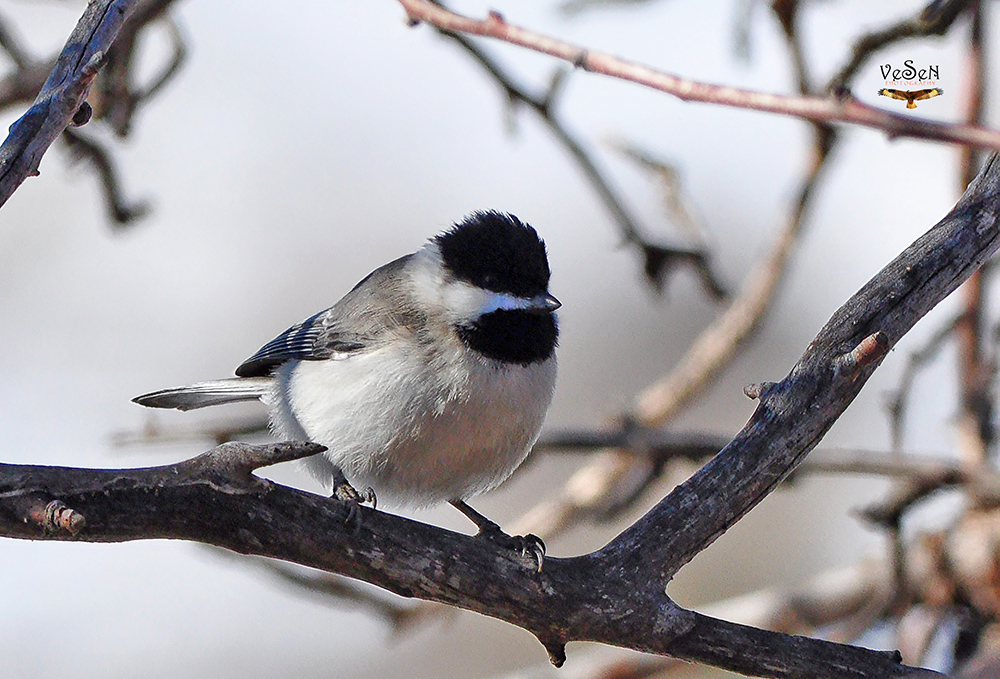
[877, 87, 943, 109]
[133, 211, 559, 563]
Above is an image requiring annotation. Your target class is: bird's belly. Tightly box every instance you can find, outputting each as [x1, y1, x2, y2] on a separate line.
[271, 347, 556, 507]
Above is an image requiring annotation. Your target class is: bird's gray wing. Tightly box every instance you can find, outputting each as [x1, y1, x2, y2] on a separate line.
[235, 254, 417, 377]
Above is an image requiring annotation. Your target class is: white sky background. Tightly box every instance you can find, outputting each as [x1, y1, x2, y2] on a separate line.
[0, 1, 983, 677]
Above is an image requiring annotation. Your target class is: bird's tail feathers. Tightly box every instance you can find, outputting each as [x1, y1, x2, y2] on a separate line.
[132, 377, 272, 411]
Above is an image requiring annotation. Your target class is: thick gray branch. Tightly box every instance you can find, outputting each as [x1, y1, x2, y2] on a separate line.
[0, 442, 938, 678]
[604, 153, 1000, 580]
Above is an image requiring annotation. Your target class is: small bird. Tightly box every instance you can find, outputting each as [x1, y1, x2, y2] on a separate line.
[134, 211, 559, 560]
[877, 87, 943, 109]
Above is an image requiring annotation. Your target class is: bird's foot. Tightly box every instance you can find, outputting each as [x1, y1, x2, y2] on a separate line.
[450, 500, 546, 571]
[480, 525, 546, 572]
[330, 471, 376, 534]
[333, 480, 377, 509]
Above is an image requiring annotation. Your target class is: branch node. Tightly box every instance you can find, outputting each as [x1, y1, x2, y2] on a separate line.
[744, 381, 776, 400]
[540, 66, 569, 114]
[30, 499, 86, 535]
[181, 441, 327, 490]
[211, 441, 326, 475]
[572, 49, 589, 70]
[835, 331, 890, 380]
[540, 637, 566, 667]
[70, 101, 92, 127]
[831, 84, 852, 102]
[82, 50, 107, 78]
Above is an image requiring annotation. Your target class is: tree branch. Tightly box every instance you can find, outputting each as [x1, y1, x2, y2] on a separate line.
[0, 0, 138, 209]
[826, 0, 973, 93]
[397, 1, 1000, 150]
[0, 441, 939, 677]
[433, 22, 723, 296]
[61, 127, 149, 225]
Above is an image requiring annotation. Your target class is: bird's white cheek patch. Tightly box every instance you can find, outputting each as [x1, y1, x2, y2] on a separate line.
[480, 290, 533, 314]
[442, 281, 531, 322]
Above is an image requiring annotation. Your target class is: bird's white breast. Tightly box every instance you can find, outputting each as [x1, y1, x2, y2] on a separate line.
[268, 341, 556, 508]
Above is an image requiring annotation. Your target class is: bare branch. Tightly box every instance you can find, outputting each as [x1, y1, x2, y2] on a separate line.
[0, 0, 138, 209]
[884, 313, 965, 452]
[99, 0, 183, 137]
[0, 8, 33, 69]
[397, 1, 1000, 150]
[953, 3, 992, 470]
[110, 414, 269, 449]
[61, 127, 149, 226]
[607, 140, 727, 299]
[0, 441, 940, 678]
[632, 126, 834, 427]
[432, 23, 723, 295]
[539, 427, 1000, 494]
[827, 0, 973, 93]
[208, 549, 435, 633]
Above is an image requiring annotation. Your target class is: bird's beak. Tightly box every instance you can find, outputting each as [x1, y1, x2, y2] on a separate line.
[526, 293, 561, 315]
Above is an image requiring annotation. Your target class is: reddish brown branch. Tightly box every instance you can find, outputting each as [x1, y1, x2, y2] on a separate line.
[397, 1, 1000, 150]
[954, 3, 992, 470]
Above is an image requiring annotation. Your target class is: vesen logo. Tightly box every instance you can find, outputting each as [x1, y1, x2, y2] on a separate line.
[880, 60, 940, 83]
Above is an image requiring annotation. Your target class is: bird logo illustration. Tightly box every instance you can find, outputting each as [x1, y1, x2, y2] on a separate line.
[877, 88, 944, 109]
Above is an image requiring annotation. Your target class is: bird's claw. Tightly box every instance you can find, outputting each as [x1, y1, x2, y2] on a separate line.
[449, 499, 546, 571]
[479, 525, 546, 572]
[333, 479, 377, 509]
[518, 533, 546, 572]
[332, 479, 377, 534]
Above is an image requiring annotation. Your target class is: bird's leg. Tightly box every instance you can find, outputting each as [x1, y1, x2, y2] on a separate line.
[450, 500, 545, 571]
[326, 467, 375, 534]
[329, 466, 376, 507]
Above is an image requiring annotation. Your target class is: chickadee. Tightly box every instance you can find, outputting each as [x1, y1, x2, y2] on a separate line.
[134, 211, 559, 554]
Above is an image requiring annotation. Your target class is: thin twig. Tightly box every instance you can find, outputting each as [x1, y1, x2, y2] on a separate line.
[207, 549, 438, 633]
[632, 131, 836, 427]
[99, 0, 183, 137]
[0, 9, 32, 69]
[827, 0, 973, 93]
[884, 313, 967, 453]
[434, 22, 723, 295]
[61, 127, 149, 225]
[607, 139, 726, 299]
[135, 15, 186, 103]
[110, 414, 269, 449]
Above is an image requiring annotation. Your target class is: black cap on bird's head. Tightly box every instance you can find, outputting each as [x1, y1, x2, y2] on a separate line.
[434, 211, 559, 366]
[434, 211, 552, 298]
